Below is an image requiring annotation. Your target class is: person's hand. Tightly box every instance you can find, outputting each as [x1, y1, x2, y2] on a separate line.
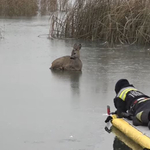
[105, 116, 113, 123]
[110, 111, 117, 115]
[121, 112, 133, 120]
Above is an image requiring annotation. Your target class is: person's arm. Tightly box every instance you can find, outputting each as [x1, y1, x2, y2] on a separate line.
[114, 97, 126, 118]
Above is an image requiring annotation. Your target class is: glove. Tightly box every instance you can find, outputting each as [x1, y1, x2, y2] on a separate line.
[105, 116, 113, 123]
[121, 112, 133, 120]
[110, 111, 117, 115]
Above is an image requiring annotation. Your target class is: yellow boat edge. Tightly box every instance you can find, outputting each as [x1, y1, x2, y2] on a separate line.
[111, 114, 150, 149]
[111, 126, 143, 150]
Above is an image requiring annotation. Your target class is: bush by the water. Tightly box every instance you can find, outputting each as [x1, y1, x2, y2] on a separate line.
[50, 0, 150, 45]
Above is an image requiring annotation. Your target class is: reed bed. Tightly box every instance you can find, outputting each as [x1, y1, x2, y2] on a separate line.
[0, 0, 38, 16]
[58, 0, 69, 12]
[40, 0, 69, 15]
[0, 0, 68, 16]
[40, 0, 58, 15]
[49, 0, 150, 44]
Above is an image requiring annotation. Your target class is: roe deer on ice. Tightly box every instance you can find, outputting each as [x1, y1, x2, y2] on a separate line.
[50, 43, 82, 71]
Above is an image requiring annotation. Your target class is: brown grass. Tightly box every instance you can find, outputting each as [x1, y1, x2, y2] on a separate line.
[40, 0, 58, 15]
[58, 0, 69, 12]
[49, 0, 150, 45]
[0, 0, 68, 16]
[0, 0, 38, 16]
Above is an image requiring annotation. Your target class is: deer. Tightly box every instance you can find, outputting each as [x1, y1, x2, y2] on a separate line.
[50, 43, 82, 71]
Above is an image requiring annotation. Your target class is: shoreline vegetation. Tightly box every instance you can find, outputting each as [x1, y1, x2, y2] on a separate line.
[0, 0, 38, 16]
[1, 0, 150, 44]
[49, 0, 150, 45]
[0, 0, 67, 16]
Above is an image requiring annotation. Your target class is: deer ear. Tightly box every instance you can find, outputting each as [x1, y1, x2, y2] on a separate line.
[73, 43, 78, 50]
[73, 43, 82, 50]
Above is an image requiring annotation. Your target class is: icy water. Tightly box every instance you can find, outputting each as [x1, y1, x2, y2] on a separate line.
[1, 16, 150, 150]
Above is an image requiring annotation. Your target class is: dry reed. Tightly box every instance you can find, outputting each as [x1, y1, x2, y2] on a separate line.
[0, 0, 38, 16]
[40, 0, 58, 15]
[58, 0, 69, 12]
[49, 0, 150, 45]
[0, 0, 68, 16]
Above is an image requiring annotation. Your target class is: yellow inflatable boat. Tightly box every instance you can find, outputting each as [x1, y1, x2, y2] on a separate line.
[112, 126, 143, 150]
[108, 114, 150, 149]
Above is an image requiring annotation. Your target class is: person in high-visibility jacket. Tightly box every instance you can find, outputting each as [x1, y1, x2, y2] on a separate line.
[114, 79, 150, 128]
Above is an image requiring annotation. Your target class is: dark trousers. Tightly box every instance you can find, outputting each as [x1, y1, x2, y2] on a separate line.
[133, 100, 150, 126]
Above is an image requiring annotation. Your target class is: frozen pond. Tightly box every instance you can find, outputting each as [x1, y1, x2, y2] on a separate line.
[1, 16, 150, 150]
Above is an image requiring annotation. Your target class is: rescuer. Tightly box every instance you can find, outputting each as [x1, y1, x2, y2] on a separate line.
[113, 79, 150, 129]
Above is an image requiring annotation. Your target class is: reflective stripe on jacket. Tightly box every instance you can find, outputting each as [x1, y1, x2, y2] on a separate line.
[117, 87, 137, 101]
